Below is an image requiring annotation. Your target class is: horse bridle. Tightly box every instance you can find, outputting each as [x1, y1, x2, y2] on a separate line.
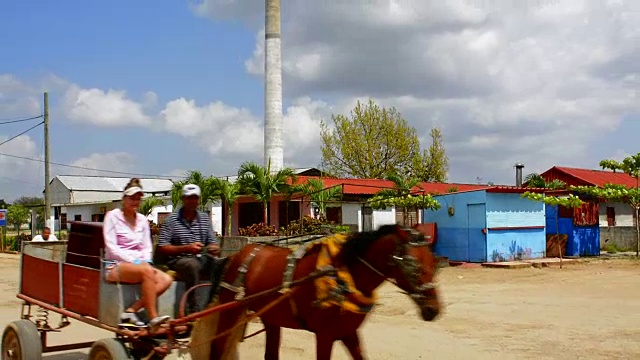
[357, 228, 437, 302]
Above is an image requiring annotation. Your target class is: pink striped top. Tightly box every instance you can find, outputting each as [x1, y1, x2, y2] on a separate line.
[103, 208, 152, 263]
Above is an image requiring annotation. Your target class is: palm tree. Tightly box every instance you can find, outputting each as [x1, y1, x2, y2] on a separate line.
[378, 173, 422, 226]
[140, 196, 165, 218]
[524, 173, 566, 189]
[171, 171, 219, 212]
[299, 178, 343, 218]
[209, 177, 241, 236]
[236, 160, 296, 225]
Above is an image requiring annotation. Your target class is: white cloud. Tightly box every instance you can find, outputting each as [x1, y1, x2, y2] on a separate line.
[0, 134, 44, 200]
[62, 85, 152, 127]
[67, 152, 137, 176]
[192, 0, 640, 183]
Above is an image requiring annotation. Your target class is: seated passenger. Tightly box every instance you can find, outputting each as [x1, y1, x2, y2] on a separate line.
[102, 178, 173, 329]
[156, 183, 222, 314]
[31, 227, 58, 241]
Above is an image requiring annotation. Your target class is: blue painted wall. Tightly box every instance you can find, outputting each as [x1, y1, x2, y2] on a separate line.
[424, 191, 547, 262]
[545, 204, 600, 257]
[424, 190, 486, 262]
[486, 193, 546, 262]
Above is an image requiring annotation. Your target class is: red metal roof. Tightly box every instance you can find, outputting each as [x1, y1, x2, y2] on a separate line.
[292, 176, 491, 195]
[541, 166, 639, 188]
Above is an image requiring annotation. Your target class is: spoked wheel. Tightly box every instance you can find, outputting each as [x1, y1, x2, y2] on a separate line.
[2, 320, 42, 360]
[88, 338, 132, 360]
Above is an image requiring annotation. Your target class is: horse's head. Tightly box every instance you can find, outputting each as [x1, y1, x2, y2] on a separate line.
[340, 224, 442, 321]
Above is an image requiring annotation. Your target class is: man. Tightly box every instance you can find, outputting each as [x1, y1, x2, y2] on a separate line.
[31, 227, 58, 242]
[156, 184, 223, 313]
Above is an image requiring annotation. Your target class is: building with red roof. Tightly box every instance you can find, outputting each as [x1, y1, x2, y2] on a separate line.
[539, 166, 638, 228]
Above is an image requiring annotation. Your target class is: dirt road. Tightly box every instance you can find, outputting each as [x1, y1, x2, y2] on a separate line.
[2, 254, 639, 359]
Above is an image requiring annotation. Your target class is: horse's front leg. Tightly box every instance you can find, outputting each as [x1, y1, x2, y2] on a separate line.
[264, 324, 281, 360]
[341, 331, 364, 360]
[316, 332, 335, 360]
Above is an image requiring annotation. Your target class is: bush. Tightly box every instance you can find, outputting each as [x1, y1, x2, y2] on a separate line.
[238, 223, 279, 237]
[4, 234, 32, 251]
[280, 215, 338, 236]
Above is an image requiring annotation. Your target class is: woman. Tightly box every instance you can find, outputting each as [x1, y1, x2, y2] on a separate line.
[103, 178, 173, 330]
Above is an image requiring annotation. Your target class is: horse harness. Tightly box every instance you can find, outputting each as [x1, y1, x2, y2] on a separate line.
[219, 229, 437, 322]
[219, 243, 317, 329]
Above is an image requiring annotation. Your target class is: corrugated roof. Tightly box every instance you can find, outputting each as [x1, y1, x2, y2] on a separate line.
[55, 175, 174, 193]
[543, 166, 638, 188]
[292, 176, 491, 195]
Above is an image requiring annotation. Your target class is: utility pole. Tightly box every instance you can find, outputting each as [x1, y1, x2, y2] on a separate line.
[44, 92, 51, 229]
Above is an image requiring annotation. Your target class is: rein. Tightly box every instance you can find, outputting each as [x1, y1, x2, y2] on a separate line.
[355, 233, 436, 302]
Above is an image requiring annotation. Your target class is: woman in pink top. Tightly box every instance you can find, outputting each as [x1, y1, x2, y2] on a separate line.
[103, 178, 172, 330]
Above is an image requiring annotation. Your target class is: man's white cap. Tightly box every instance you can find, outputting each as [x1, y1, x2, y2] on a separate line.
[182, 184, 201, 197]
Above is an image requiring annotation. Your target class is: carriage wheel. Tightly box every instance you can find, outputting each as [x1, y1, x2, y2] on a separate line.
[88, 338, 132, 360]
[2, 320, 42, 360]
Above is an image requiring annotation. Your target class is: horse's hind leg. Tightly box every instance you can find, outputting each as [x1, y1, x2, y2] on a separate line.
[341, 331, 364, 360]
[315, 333, 336, 360]
[264, 323, 281, 360]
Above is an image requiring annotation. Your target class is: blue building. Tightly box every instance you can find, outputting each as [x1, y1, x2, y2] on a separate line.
[545, 203, 600, 257]
[424, 188, 547, 263]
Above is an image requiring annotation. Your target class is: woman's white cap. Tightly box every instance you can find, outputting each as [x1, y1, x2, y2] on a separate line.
[123, 186, 143, 197]
[182, 184, 201, 197]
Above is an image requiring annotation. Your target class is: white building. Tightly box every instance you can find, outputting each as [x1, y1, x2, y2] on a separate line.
[49, 175, 173, 229]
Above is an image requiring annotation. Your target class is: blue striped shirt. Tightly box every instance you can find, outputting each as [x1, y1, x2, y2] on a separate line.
[158, 208, 218, 250]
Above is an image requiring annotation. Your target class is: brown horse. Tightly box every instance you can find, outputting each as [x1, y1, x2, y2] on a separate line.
[204, 224, 442, 359]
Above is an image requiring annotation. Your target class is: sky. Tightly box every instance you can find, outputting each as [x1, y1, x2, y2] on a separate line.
[0, 0, 638, 201]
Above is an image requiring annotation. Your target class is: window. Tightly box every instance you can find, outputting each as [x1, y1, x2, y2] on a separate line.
[74, 214, 82, 221]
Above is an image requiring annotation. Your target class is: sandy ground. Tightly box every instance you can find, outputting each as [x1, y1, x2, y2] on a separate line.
[2, 253, 640, 359]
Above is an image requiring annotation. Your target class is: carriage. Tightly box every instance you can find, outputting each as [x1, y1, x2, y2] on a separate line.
[1, 221, 251, 359]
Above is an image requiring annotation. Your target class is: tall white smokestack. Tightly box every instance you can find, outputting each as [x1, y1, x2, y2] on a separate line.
[264, 0, 284, 172]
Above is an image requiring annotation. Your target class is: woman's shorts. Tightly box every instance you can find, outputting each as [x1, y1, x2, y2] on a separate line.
[103, 260, 118, 282]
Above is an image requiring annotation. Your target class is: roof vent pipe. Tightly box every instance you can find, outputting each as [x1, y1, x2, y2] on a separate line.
[515, 162, 525, 187]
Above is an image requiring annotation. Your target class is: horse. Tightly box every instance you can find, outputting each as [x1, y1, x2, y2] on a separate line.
[196, 224, 442, 360]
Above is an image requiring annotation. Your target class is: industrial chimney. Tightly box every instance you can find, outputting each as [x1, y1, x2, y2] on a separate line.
[264, 0, 284, 172]
[515, 162, 525, 187]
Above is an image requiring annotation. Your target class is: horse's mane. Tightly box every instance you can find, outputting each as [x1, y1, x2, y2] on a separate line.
[340, 224, 399, 265]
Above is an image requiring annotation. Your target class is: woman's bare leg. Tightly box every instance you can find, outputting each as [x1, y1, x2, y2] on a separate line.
[107, 262, 160, 318]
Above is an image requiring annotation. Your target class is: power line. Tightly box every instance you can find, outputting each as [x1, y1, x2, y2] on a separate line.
[0, 150, 186, 179]
[0, 115, 44, 125]
[0, 121, 44, 147]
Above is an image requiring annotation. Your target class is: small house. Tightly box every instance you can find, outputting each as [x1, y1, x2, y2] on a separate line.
[424, 187, 547, 263]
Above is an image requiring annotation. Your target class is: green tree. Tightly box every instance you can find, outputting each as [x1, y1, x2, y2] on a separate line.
[139, 196, 165, 218]
[298, 178, 343, 218]
[410, 127, 449, 182]
[367, 173, 441, 222]
[209, 177, 241, 236]
[7, 204, 29, 235]
[320, 99, 422, 179]
[236, 160, 297, 225]
[524, 173, 566, 189]
[171, 171, 219, 212]
[521, 191, 585, 266]
[13, 196, 45, 230]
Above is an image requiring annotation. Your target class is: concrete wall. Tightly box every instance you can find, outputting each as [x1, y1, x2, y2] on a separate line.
[600, 226, 639, 251]
[373, 207, 396, 230]
[486, 193, 546, 262]
[599, 201, 635, 227]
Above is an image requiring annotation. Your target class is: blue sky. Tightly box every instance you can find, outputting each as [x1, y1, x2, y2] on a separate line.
[0, 1, 638, 201]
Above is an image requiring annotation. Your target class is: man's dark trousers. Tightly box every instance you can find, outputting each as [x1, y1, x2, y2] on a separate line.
[167, 255, 218, 314]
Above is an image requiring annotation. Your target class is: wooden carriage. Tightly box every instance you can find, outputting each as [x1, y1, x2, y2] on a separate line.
[3, 221, 248, 359]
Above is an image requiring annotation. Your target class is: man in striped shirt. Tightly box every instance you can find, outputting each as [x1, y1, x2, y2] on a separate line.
[156, 184, 222, 313]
